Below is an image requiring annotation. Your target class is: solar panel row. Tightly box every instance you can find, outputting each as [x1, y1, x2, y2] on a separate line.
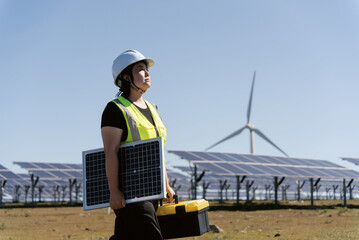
[169, 150, 359, 179]
[0, 163, 82, 203]
[14, 162, 82, 170]
[172, 165, 359, 201]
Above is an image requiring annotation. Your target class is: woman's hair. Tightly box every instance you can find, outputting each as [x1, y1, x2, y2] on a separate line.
[116, 60, 148, 98]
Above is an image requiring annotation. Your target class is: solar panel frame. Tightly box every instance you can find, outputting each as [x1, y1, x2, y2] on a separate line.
[82, 137, 166, 210]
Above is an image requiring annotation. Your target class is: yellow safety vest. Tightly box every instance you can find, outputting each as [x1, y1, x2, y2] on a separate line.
[112, 96, 167, 145]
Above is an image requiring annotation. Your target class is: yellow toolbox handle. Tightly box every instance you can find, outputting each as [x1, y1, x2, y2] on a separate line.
[160, 194, 178, 206]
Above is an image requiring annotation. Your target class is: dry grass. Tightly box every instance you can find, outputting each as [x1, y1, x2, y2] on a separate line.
[1, 201, 359, 240]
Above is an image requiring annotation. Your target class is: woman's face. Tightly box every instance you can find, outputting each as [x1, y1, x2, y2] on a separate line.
[131, 62, 151, 91]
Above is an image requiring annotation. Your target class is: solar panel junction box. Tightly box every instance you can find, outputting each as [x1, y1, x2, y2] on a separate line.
[156, 198, 210, 239]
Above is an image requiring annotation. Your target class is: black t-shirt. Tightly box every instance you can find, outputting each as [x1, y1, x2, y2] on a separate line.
[101, 100, 156, 142]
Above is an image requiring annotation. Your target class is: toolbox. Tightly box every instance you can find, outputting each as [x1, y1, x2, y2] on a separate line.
[156, 196, 210, 239]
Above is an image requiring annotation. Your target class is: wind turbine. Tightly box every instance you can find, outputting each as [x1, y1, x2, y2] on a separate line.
[206, 71, 289, 157]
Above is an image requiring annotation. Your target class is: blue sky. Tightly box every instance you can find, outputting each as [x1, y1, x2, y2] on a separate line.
[1, 0, 358, 174]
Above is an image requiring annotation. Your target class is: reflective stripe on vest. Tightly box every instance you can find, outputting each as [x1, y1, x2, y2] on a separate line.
[112, 96, 167, 145]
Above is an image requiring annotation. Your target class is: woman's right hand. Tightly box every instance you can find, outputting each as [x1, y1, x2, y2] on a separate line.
[110, 191, 126, 210]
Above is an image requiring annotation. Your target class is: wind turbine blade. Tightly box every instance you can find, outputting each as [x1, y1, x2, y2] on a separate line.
[247, 71, 256, 124]
[205, 126, 247, 151]
[252, 128, 289, 157]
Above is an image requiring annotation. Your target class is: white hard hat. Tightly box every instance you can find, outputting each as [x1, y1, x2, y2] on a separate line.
[112, 49, 155, 87]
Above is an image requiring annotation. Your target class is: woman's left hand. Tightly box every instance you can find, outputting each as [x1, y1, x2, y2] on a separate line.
[164, 185, 176, 203]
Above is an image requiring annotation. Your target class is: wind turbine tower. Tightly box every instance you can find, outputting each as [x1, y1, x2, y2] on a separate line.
[206, 71, 289, 157]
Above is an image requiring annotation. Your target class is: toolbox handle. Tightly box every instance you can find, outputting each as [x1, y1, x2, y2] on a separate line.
[159, 194, 179, 206]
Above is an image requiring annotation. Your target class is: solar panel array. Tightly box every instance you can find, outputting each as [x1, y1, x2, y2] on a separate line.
[172, 165, 358, 201]
[166, 168, 191, 198]
[83, 137, 166, 210]
[2, 150, 359, 202]
[169, 150, 359, 179]
[13, 162, 82, 180]
[0, 164, 20, 180]
[168, 151, 359, 201]
[1, 162, 83, 203]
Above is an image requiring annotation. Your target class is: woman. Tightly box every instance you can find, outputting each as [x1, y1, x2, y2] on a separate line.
[101, 49, 175, 240]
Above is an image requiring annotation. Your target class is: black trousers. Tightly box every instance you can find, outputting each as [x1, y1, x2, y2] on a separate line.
[109, 201, 163, 240]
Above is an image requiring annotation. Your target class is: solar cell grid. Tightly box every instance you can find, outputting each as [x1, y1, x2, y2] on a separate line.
[40, 180, 57, 186]
[84, 150, 109, 207]
[83, 137, 166, 210]
[52, 180, 68, 185]
[48, 171, 72, 178]
[196, 162, 232, 174]
[266, 165, 296, 176]
[65, 171, 83, 178]
[50, 163, 72, 169]
[249, 155, 273, 164]
[237, 164, 266, 175]
[253, 165, 283, 175]
[191, 152, 220, 161]
[317, 160, 344, 168]
[303, 167, 328, 177]
[173, 166, 191, 173]
[67, 164, 82, 169]
[282, 158, 305, 166]
[294, 158, 320, 167]
[209, 152, 238, 162]
[343, 170, 359, 178]
[321, 169, 343, 178]
[279, 166, 305, 177]
[166, 170, 189, 179]
[225, 164, 249, 175]
[119, 141, 163, 199]
[168, 151, 202, 161]
[236, 154, 258, 163]
[342, 158, 359, 165]
[206, 162, 237, 174]
[317, 168, 341, 177]
[10, 179, 28, 185]
[258, 156, 288, 165]
[272, 156, 292, 164]
[14, 162, 38, 169]
[0, 171, 20, 179]
[30, 170, 56, 178]
[33, 163, 56, 169]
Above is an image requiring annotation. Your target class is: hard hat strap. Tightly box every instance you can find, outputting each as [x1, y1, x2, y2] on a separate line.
[130, 82, 146, 94]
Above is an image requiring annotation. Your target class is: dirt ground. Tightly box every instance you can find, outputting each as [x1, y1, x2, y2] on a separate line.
[1, 204, 359, 240]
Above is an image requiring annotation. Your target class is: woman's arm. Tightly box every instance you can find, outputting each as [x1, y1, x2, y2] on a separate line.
[101, 126, 126, 210]
[164, 167, 175, 203]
